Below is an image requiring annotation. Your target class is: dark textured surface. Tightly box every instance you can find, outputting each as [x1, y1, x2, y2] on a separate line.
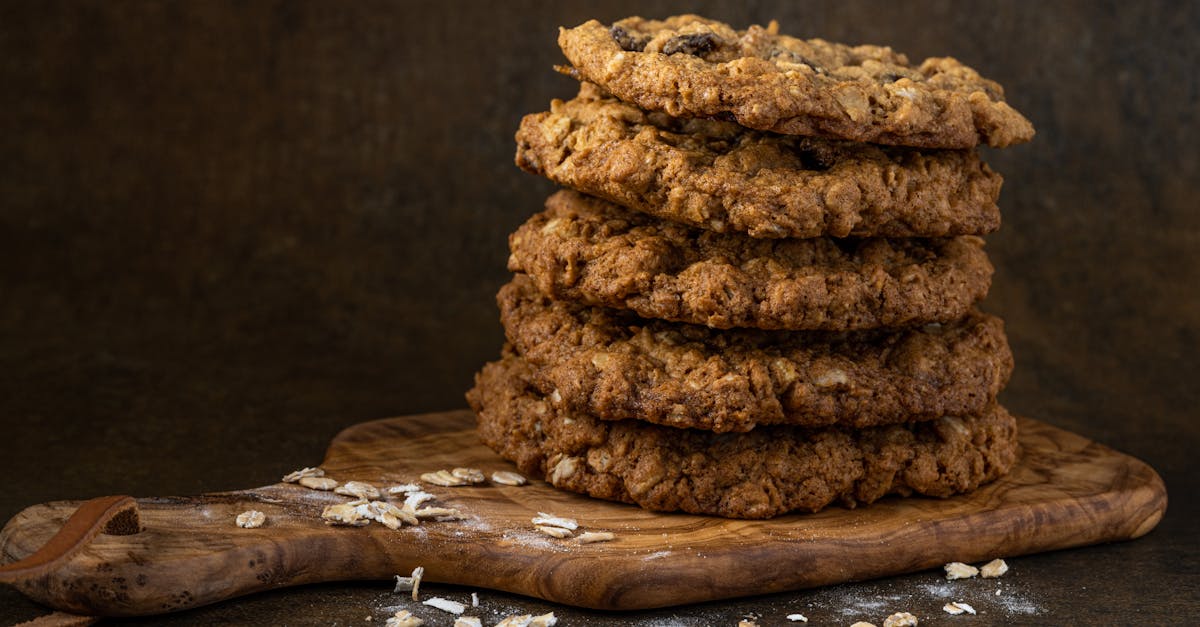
[0, 0, 1196, 624]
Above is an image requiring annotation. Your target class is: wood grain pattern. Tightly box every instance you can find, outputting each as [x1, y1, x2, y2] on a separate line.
[0, 411, 1166, 617]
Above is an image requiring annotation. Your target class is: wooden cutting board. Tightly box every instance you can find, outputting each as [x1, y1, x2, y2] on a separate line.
[0, 410, 1166, 617]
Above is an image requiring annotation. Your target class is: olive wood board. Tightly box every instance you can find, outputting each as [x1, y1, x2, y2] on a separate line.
[0, 410, 1167, 617]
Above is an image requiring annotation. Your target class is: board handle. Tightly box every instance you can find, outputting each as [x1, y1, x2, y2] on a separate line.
[0, 495, 141, 585]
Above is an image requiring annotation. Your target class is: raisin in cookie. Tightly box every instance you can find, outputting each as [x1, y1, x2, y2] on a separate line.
[558, 15, 1034, 149]
[517, 83, 1002, 238]
[499, 274, 1012, 433]
[468, 355, 1020, 519]
[509, 190, 993, 331]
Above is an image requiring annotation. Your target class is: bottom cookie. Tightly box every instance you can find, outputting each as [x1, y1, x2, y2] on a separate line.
[467, 354, 1019, 519]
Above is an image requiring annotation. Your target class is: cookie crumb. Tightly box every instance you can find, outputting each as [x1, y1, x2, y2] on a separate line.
[384, 610, 423, 627]
[577, 531, 615, 544]
[454, 618, 482, 627]
[494, 615, 532, 627]
[786, 614, 808, 622]
[387, 483, 422, 495]
[235, 510, 265, 528]
[471, 592, 479, 607]
[883, 612, 918, 627]
[944, 562, 980, 580]
[981, 558, 1009, 578]
[849, 622, 877, 627]
[738, 621, 758, 627]
[423, 597, 466, 614]
[492, 470, 528, 486]
[943, 602, 977, 615]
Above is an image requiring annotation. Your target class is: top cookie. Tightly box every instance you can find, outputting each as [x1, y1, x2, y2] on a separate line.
[558, 15, 1035, 149]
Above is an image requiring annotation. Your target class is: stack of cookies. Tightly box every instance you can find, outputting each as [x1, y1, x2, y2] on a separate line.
[467, 15, 1034, 519]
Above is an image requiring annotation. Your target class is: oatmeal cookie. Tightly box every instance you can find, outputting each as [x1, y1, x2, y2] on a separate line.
[558, 15, 1034, 149]
[509, 190, 993, 331]
[467, 355, 1020, 519]
[499, 274, 1012, 433]
[516, 83, 1002, 238]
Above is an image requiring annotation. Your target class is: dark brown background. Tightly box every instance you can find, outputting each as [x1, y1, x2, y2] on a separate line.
[1, 1, 1197, 624]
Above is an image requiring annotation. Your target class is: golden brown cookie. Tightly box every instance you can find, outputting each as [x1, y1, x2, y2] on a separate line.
[509, 190, 993, 331]
[558, 15, 1034, 149]
[468, 355, 1020, 519]
[517, 83, 1002, 238]
[499, 274, 1012, 433]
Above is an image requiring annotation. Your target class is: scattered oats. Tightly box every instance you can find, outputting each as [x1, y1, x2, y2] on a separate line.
[536, 525, 573, 539]
[944, 562, 980, 580]
[943, 602, 977, 615]
[494, 616, 532, 627]
[421, 469, 470, 487]
[391, 564, 424, 598]
[384, 610, 424, 627]
[298, 476, 338, 491]
[322, 503, 368, 526]
[414, 506, 465, 521]
[548, 456, 579, 484]
[471, 592, 478, 607]
[531, 513, 578, 530]
[281, 466, 323, 483]
[235, 510, 266, 528]
[813, 368, 849, 387]
[409, 566, 424, 601]
[529, 613, 557, 627]
[450, 467, 486, 484]
[786, 615, 808, 622]
[335, 480, 381, 499]
[359, 500, 417, 528]
[849, 622, 877, 627]
[423, 597, 466, 614]
[454, 618, 482, 627]
[366, 617, 372, 623]
[387, 483, 422, 495]
[883, 612, 919, 627]
[403, 491, 437, 510]
[491, 470, 527, 486]
[576, 531, 615, 544]
[390, 510, 420, 527]
[996, 589, 1002, 596]
[981, 558, 1009, 578]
